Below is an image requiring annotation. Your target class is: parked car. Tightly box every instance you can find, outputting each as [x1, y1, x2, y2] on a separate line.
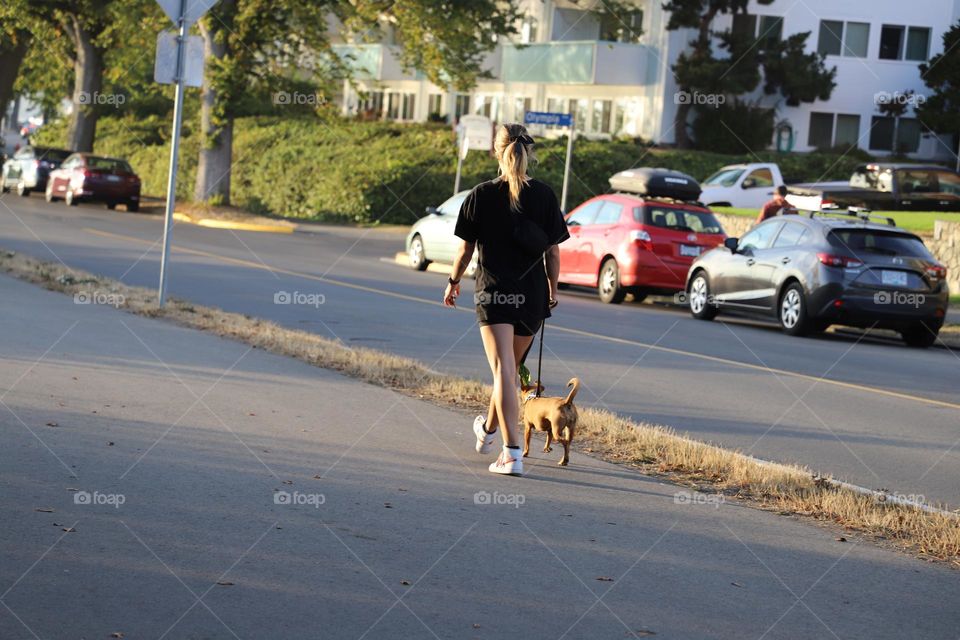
[559, 168, 727, 303]
[700, 163, 794, 209]
[684, 211, 949, 347]
[45, 153, 141, 211]
[405, 190, 478, 277]
[1, 146, 72, 196]
[787, 163, 960, 212]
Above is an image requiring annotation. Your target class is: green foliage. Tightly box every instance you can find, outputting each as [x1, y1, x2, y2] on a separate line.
[47, 115, 876, 224]
[690, 100, 775, 153]
[917, 21, 960, 138]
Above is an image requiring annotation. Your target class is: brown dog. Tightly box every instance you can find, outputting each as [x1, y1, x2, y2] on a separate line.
[520, 378, 579, 466]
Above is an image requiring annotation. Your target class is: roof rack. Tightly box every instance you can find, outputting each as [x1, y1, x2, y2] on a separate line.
[806, 207, 896, 227]
[612, 192, 703, 206]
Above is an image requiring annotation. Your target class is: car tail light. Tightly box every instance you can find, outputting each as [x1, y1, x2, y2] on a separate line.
[821, 198, 836, 209]
[817, 252, 863, 268]
[629, 229, 652, 250]
[925, 264, 947, 280]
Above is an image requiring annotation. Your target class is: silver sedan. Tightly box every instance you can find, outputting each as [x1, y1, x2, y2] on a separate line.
[405, 190, 478, 278]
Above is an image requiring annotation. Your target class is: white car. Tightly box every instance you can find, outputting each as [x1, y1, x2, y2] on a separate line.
[699, 163, 785, 209]
[405, 190, 478, 277]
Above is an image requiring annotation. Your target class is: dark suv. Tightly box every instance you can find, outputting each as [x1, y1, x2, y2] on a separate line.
[684, 211, 950, 347]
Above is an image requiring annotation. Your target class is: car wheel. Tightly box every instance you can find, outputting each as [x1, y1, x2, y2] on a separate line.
[65, 189, 79, 206]
[779, 283, 812, 336]
[688, 272, 718, 320]
[901, 323, 938, 348]
[556, 282, 570, 290]
[126, 201, 139, 212]
[106, 201, 117, 210]
[16, 181, 30, 197]
[408, 234, 429, 271]
[598, 259, 626, 304]
[45, 183, 57, 203]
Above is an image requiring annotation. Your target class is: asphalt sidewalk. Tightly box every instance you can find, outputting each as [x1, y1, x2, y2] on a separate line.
[0, 273, 956, 639]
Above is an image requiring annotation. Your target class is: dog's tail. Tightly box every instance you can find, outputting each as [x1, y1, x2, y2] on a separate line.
[562, 378, 580, 406]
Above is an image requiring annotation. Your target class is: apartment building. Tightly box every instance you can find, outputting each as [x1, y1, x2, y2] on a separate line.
[332, 0, 960, 159]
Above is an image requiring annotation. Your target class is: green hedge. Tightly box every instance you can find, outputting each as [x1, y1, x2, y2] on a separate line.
[36, 115, 876, 225]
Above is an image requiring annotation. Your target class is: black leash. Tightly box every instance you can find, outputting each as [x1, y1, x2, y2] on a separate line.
[535, 319, 545, 398]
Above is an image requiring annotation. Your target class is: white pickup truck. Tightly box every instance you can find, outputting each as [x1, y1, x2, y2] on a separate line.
[699, 163, 787, 209]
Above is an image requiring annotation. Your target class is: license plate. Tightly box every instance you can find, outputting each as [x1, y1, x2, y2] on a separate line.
[881, 270, 908, 287]
[679, 244, 701, 257]
[107, 175, 121, 182]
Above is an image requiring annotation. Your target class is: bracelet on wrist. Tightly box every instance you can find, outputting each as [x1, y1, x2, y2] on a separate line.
[448, 277, 460, 285]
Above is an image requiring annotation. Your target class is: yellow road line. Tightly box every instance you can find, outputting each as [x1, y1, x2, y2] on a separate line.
[84, 226, 960, 412]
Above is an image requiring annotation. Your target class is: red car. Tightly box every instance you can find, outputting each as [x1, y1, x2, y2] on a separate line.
[559, 170, 727, 303]
[45, 153, 141, 211]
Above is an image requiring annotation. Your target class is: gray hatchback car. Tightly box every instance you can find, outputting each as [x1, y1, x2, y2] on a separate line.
[684, 211, 950, 347]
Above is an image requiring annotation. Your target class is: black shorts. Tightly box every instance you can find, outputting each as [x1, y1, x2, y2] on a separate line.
[478, 316, 541, 337]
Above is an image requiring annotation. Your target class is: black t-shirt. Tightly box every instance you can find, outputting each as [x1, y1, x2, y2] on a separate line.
[454, 178, 569, 327]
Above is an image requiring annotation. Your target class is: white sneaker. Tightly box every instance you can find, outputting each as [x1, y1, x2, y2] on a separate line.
[473, 415, 495, 454]
[489, 447, 523, 476]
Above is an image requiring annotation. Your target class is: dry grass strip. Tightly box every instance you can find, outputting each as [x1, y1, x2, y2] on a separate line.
[1, 247, 957, 566]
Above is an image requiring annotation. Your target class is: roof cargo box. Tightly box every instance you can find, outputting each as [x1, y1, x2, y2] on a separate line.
[609, 168, 702, 201]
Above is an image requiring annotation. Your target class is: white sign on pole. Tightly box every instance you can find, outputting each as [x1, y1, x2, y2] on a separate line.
[458, 115, 493, 153]
[154, 31, 205, 88]
[155, 0, 219, 27]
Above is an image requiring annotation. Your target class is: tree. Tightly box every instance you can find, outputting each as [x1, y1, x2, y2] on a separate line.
[663, 0, 835, 149]
[0, 29, 29, 127]
[915, 20, 960, 157]
[193, 0, 521, 204]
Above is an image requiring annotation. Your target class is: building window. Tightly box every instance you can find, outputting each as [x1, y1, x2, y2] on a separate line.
[568, 98, 588, 132]
[733, 14, 782, 44]
[808, 112, 834, 149]
[454, 95, 471, 120]
[386, 93, 400, 120]
[473, 95, 500, 121]
[835, 114, 861, 146]
[600, 9, 643, 42]
[906, 27, 931, 61]
[359, 91, 384, 120]
[880, 25, 904, 60]
[427, 94, 443, 118]
[818, 20, 868, 57]
[401, 93, 415, 120]
[869, 116, 921, 152]
[520, 17, 537, 43]
[592, 99, 612, 133]
[547, 97, 565, 114]
[513, 97, 531, 122]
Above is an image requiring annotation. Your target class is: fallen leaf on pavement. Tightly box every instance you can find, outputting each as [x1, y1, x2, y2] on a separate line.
[216, 581, 234, 586]
[836, 537, 847, 542]
[596, 577, 614, 582]
[62, 527, 75, 532]
[34, 508, 53, 513]
[110, 633, 124, 638]
[731, 582, 744, 588]
[400, 580, 410, 586]
[46, 422, 58, 427]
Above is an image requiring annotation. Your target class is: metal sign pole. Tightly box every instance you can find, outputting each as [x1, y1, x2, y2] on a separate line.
[157, 0, 187, 308]
[454, 134, 466, 196]
[560, 118, 574, 212]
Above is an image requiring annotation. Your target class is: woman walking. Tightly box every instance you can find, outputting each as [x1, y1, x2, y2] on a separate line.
[443, 123, 569, 476]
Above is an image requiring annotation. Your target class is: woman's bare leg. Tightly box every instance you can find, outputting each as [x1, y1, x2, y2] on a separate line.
[482, 331, 535, 434]
[479, 324, 520, 447]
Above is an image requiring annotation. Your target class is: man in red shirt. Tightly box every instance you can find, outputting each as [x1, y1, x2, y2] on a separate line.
[755, 185, 796, 224]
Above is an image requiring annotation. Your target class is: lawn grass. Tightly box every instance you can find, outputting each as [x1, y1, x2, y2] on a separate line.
[711, 206, 960, 235]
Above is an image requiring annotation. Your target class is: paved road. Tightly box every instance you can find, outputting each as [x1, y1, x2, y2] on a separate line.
[1, 274, 957, 639]
[0, 193, 958, 508]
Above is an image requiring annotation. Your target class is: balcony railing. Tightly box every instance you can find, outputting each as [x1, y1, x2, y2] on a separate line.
[501, 40, 652, 85]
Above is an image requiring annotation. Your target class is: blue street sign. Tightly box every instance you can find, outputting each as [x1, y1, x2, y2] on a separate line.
[524, 111, 573, 127]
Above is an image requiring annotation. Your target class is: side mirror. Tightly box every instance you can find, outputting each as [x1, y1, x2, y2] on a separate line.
[724, 237, 739, 252]
[567, 219, 580, 227]
[425, 206, 440, 215]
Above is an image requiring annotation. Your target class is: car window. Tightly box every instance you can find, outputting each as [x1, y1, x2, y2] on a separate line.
[36, 148, 71, 163]
[739, 221, 781, 251]
[14, 148, 30, 160]
[849, 167, 877, 189]
[566, 200, 603, 226]
[827, 229, 933, 259]
[438, 192, 468, 215]
[593, 202, 622, 225]
[641, 206, 724, 234]
[703, 168, 744, 187]
[772, 222, 808, 248]
[61, 155, 80, 169]
[87, 156, 133, 172]
[743, 168, 774, 188]
[896, 169, 960, 196]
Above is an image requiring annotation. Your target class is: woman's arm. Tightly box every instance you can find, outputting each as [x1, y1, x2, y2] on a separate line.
[443, 240, 476, 307]
[545, 244, 560, 304]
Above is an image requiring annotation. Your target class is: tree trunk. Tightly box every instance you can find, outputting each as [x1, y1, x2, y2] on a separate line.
[65, 16, 103, 152]
[0, 35, 29, 130]
[194, 16, 233, 204]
